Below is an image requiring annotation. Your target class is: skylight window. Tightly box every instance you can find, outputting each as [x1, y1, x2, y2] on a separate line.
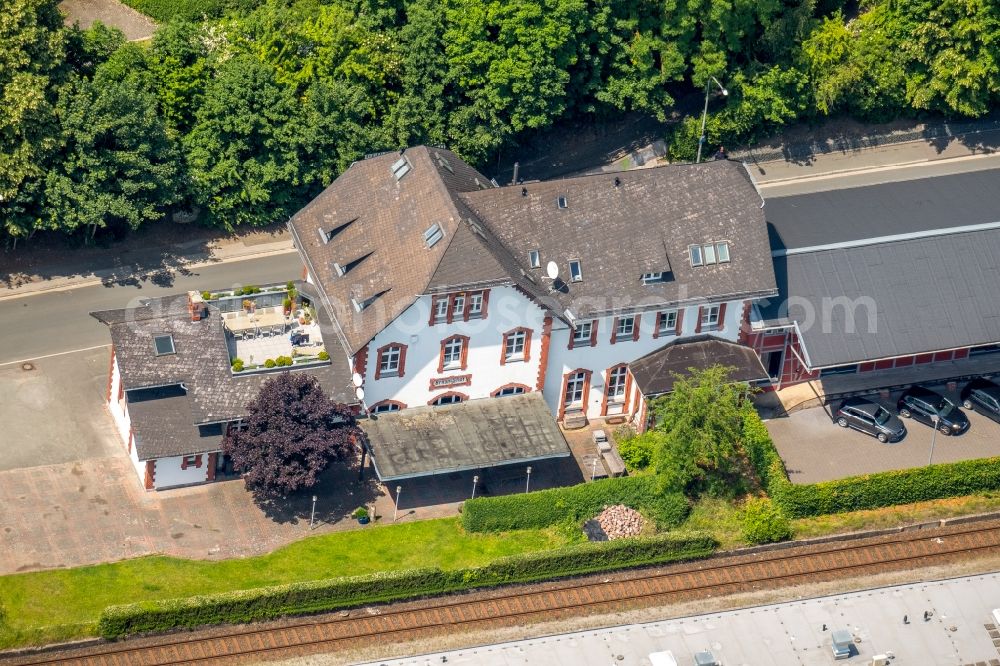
[557, 196, 568, 209]
[153, 334, 175, 356]
[689, 245, 703, 267]
[716, 241, 731, 263]
[528, 250, 540, 268]
[569, 260, 582, 282]
[424, 223, 444, 248]
[702, 243, 717, 265]
[391, 155, 411, 181]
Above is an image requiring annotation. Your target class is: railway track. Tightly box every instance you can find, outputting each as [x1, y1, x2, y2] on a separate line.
[9, 519, 1000, 666]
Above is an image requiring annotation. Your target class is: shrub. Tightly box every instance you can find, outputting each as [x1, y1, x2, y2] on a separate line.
[462, 476, 690, 532]
[200, 291, 212, 301]
[97, 533, 716, 639]
[772, 456, 1000, 518]
[264, 359, 276, 368]
[740, 405, 789, 491]
[740, 497, 792, 544]
[231, 359, 244, 372]
[275, 356, 293, 367]
[317, 351, 329, 360]
[617, 431, 657, 471]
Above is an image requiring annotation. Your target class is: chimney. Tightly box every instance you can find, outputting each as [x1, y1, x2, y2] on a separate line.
[187, 290, 207, 321]
[511, 162, 520, 186]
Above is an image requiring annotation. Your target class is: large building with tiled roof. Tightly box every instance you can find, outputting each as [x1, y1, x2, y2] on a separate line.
[289, 146, 777, 436]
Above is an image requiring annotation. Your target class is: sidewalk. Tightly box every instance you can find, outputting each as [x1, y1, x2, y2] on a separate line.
[0, 226, 295, 300]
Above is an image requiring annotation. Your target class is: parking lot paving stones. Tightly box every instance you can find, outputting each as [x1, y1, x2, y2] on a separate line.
[766, 386, 1000, 485]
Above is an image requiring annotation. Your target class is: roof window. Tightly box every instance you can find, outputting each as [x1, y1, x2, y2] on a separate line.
[528, 250, 540, 268]
[557, 196, 568, 209]
[153, 334, 175, 356]
[568, 260, 582, 282]
[642, 272, 665, 284]
[424, 223, 444, 248]
[317, 217, 356, 244]
[703, 243, 717, 265]
[351, 290, 387, 313]
[689, 245, 703, 267]
[717, 241, 731, 263]
[391, 155, 411, 181]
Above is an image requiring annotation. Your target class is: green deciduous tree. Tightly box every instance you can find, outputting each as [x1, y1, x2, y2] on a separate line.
[184, 55, 309, 229]
[0, 0, 66, 243]
[651, 365, 754, 497]
[44, 58, 181, 236]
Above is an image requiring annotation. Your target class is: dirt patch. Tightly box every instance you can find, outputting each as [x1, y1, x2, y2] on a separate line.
[59, 0, 156, 41]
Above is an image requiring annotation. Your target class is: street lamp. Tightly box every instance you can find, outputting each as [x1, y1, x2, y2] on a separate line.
[696, 76, 728, 164]
[525, 466, 532, 493]
[309, 495, 318, 529]
[928, 415, 940, 466]
[472, 475, 479, 500]
[393, 485, 402, 522]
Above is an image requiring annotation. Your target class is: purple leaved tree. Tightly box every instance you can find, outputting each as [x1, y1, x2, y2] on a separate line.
[224, 372, 363, 499]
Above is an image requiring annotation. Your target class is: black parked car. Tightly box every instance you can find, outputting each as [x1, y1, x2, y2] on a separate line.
[960, 378, 1000, 424]
[834, 398, 907, 443]
[896, 385, 970, 435]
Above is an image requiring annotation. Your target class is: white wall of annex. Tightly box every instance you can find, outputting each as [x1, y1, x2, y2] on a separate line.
[363, 286, 546, 408]
[154, 455, 210, 489]
[543, 299, 746, 419]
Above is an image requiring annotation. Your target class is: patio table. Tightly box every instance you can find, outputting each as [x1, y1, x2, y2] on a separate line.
[225, 310, 288, 333]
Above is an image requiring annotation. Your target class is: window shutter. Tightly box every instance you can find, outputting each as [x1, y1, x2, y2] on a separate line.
[523, 329, 533, 362]
[500, 332, 508, 366]
[610, 318, 619, 345]
[590, 321, 598, 347]
[398, 345, 407, 378]
[480, 289, 491, 318]
[695, 307, 704, 333]
[653, 312, 662, 339]
[437, 340, 446, 373]
[459, 336, 469, 370]
[632, 314, 641, 342]
[675, 308, 685, 336]
[716, 303, 728, 331]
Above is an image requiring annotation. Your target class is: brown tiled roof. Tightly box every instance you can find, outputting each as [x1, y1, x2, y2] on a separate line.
[460, 160, 778, 318]
[288, 146, 513, 355]
[291, 147, 778, 353]
[628, 334, 769, 396]
[92, 292, 356, 458]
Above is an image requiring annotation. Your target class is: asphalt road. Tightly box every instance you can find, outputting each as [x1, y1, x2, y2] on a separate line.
[0, 252, 302, 365]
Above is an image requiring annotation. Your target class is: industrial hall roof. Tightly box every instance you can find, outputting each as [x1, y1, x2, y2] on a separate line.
[760, 167, 1000, 368]
[628, 335, 769, 396]
[361, 393, 571, 481]
[289, 146, 777, 355]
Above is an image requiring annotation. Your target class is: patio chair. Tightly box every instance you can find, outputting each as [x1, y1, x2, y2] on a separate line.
[271, 324, 284, 336]
[244, 327, 256, 340]
[232, 328, 245, 341]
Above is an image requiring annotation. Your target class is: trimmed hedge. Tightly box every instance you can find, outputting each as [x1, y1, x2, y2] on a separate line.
[741, 407, 1000, 518]
[461, 476, 690, 532]
[98, 533, 716, 638]
[772, 456, 1000, 518]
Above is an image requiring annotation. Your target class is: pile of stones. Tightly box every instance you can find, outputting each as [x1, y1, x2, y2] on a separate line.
[583, 504, 646, 541]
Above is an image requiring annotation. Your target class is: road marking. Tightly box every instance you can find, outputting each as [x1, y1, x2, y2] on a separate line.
[0, 344, 110, 367]
[758, 150, 1000, 188]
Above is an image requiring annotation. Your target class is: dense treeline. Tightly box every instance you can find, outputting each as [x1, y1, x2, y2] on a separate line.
[2, 0, 997, 244]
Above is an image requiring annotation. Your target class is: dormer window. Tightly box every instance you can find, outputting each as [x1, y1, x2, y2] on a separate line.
[435, 151, 453, 173]
[568, 260, 582, 282]
[642, 272, 665, 284]
[528, 250, 540, 268]
[424, 223, 444, 248]
[333, 262, 346, 277]
[351, 291, 386, 313]
[391, 155, 411, 181]
[317, 227, 331, 244]
[153, 334, 175, 355]
[557, 196, 568, 209]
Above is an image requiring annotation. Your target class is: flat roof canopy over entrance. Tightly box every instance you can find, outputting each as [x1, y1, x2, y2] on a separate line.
[362, 393, 571, 481]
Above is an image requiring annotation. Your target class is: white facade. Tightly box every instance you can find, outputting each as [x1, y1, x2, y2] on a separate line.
[544, 298, 747, 420]
[362, 286, 547, 410]
[354, 283, 750, 423]
[151, 454, 212, 490]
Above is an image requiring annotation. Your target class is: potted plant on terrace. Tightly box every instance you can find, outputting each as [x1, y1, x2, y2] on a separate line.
[352, 506, 370, 524]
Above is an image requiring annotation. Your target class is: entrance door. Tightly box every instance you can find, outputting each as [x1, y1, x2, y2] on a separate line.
[564, 371, 587, 408]
[764, 350, 783, 380]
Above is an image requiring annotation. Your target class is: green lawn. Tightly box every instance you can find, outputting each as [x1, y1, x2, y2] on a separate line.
[0, 518, 572, 649]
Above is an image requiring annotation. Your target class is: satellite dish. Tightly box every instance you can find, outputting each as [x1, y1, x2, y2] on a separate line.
[352, 372, 363, 387]
[355, 387, 365, 401]
[545, 261, 559, 281]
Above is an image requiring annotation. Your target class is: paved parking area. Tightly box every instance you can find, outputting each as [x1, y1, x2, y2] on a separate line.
[767, 385, 1000, 484]
[0, 348, 121, 471]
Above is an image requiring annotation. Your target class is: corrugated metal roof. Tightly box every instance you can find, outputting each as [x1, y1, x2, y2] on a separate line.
[766, 167, 1000, 252]
[763, 228, 1000, 367]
